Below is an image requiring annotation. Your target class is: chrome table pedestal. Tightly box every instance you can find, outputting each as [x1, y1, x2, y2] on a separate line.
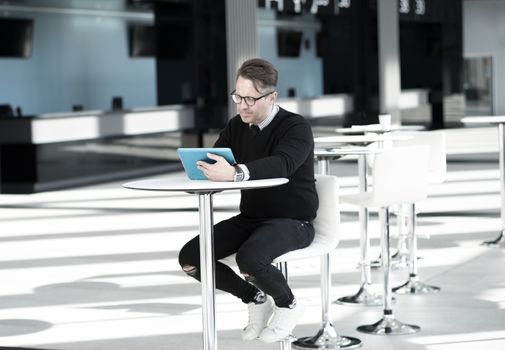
[461, 117, 505, 247]
[482, 121, 505, 246]
[123, 178, 288, 350]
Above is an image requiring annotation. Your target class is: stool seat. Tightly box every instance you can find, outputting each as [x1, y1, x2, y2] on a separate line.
[273, 238, 336, 262]
[341, 191, 427, 208]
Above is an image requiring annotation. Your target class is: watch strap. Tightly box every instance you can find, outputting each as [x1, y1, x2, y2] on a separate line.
[233, 164, 244, 182]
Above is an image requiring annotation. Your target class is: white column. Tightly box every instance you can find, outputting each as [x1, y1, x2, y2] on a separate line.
[377, 0, 402, 125]
[225, 0, 258, 119]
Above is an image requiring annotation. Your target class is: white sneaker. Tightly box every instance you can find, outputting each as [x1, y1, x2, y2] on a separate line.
[258, 300, 305, 343]
[242, 296, 274, 341]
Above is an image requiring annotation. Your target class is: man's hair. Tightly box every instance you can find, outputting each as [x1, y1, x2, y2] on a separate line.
[236, 58, 278, 93]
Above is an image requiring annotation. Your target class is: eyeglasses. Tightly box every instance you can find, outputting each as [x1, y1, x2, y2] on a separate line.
[230, 90, 275, 107]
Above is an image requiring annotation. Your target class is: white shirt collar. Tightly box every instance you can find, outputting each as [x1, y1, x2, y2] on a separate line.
[252, 104, 279, 131]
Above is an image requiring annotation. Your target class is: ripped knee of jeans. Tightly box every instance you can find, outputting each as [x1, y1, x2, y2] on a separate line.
[182, 265, 198, 277]
[242, 272, 256, 284]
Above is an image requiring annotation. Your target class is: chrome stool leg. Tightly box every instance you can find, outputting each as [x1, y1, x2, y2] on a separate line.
[357, 207, 420, 335]
[336, 154, 382, 306]
[294, 254, 361, 349]
[280, 338, 297, 350]
[277, 262, 295, 350]
[391, 204, 411, 270]
[393, 204, 440, 294]
[374, 206, 411, 270]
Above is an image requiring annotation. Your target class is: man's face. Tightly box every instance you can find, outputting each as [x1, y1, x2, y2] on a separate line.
[235, 76, 277, 125]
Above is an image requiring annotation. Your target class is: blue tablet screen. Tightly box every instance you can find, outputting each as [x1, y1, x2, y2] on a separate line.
[177, 147, 236, 180]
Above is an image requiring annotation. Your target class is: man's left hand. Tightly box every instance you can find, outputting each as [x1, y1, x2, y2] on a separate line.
[196, 153, 235, 181]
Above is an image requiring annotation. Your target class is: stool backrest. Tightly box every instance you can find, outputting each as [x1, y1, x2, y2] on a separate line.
[312, 174, 341, 249]
[273, 174, 340, 262]
[395, 131, 447, 184]
[371, 145, 429, 207]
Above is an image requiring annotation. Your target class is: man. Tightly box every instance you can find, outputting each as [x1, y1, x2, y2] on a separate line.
[178, 58, 318, 342]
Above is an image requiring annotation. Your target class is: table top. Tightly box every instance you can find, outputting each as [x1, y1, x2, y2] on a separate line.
[315, 146, 379, 159]
[314, 134, 411, 145]
[461, 116, 505, 124]
[335, 124, 424, 134]
[123, 177, 289, 193]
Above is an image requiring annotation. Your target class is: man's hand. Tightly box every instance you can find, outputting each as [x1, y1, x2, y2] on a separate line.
[196, 153, 235, 181]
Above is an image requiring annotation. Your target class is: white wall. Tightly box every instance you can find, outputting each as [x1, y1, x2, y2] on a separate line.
[464, 0, 505, 114]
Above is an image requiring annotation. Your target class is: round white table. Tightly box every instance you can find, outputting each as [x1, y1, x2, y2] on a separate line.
[335, 124, 424, 135]
[461, 116, 505, 246]
[315, 134, 411, 145]
[123, 177, 289, 350]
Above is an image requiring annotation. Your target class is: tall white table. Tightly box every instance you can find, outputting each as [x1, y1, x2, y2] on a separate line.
[335, 124, 424, 135]
[315, 134, 412, 306]
[461, 116, 505, 245]
[315, 134, 411, 145]
[315, 147, 383, 308]
[123, 177, 288, 350]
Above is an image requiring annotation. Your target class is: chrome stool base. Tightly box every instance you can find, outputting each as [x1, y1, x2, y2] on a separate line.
[293, 320, 362, 349]
[281, 335, 297, 342]
[335, 284, 383, 306]
[393, 275, 440, 294]
[481, 231, 504, 246]
[356, 314, 420, 335]
[279, 335, 297, 350]
[294, 330, 362, 349]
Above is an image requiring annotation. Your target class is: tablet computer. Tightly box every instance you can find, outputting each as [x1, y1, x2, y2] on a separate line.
[177, 147, 237, 180]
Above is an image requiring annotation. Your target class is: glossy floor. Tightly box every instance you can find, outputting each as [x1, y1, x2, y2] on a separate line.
[0, 128, 504, 350]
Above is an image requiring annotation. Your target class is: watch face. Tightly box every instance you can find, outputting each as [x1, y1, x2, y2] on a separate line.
[234, 173, 243, 182]
[233, 165, 244, 182]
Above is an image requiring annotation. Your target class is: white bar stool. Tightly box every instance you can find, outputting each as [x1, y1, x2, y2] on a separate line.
[223, 175, 361, 349]
[392, 131, 446, 294]
[341, 146, 429, 335]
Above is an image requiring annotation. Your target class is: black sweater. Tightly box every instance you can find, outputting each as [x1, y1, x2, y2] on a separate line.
[214, 107, 319, 221]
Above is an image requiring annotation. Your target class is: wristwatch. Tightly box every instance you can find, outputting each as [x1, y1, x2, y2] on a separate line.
[233, 164, 244, 182]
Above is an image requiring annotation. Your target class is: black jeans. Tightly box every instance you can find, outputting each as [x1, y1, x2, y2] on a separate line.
[178, 214, 315, 307]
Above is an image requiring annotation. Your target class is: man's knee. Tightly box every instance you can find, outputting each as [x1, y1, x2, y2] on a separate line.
[181, 264, 199, 277]
[178, 244, 200, 277]
[179, 250, 199, 277]
[236, 249, 268, 279]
